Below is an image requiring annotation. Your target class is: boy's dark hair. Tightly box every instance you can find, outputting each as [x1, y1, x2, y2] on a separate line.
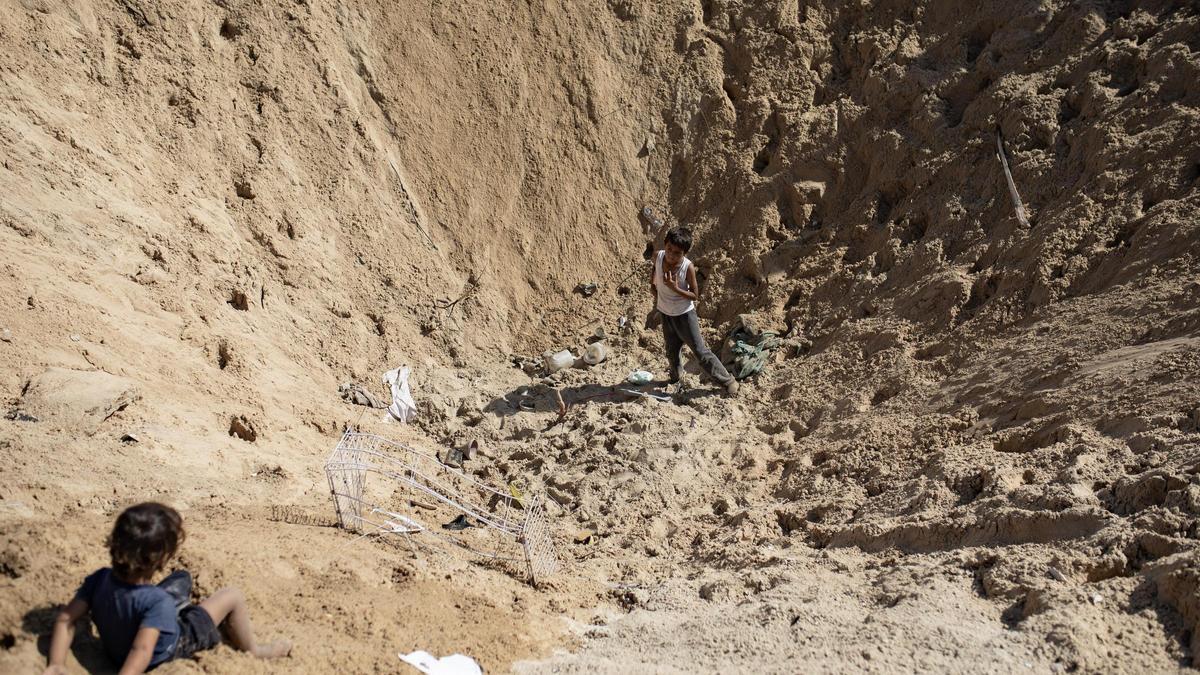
[108, 502, 184, 582]
[664, 227, 693, 252]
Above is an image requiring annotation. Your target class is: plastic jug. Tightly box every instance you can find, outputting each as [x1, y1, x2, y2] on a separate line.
[583, 342, 608, 365]
[546, 350, 576, 373]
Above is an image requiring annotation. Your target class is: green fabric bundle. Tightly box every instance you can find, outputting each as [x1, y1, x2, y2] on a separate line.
[727, 327, 782, 380]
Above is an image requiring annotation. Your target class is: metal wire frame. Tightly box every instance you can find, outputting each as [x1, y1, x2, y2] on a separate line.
[324, 431, 559, 583]
[328, 444, 522, 535]
[521, 495, 560, 584]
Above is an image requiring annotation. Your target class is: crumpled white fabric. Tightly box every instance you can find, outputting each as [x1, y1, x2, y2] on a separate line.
[399, 650, 482, 675]
[383, 366, 417, 423]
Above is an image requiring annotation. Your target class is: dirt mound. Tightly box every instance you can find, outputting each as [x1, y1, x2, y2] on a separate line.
[2, 0, 1199, 672]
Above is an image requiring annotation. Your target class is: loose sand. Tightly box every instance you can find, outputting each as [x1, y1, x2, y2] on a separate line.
[2, 0, 1198, 672]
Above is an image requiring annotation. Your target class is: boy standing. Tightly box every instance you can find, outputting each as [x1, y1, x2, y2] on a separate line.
[650, 225, 739, 395]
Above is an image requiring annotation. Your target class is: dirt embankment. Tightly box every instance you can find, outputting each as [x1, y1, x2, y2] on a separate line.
[590, 0, 1200, 671]
[0, 0, 662, 671]
[2, 0, 1200, 673]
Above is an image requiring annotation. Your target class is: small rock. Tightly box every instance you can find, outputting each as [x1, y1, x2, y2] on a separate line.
[439, 446, 464, 468]
[699, 581, 728, 602]
[0, 328, 11, 342]
[120, 433, 140, 444]
[546, 486, 572, 506]
[133, 266, 167, 286]
[228, 415, 257, 442]
[69, 334, 81, 342]
[1090, 593, 1102, 605]
[1048, 566, 1067, 582]
[234, 179, 255, 199]
[727, 510, 751, 526]
[611, 586, 648, 610]
[5, 409, 38, 422]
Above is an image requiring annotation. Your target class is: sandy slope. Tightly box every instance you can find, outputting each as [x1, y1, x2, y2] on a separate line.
[2, 0, 1199, 673]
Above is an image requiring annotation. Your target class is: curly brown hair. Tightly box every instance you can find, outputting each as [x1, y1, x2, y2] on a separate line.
[108, 502, 184, 582]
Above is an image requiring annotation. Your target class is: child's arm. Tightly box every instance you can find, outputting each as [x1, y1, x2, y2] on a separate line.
[685, 264, 701, 301]
[116, 626, 160, 675]
[44, 598, 89, 675]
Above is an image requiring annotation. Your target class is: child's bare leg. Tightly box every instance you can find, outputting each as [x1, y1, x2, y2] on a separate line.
[199, 588, 291, 658]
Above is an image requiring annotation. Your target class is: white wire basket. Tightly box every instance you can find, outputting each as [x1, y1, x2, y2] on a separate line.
[324, 431, 559, 585]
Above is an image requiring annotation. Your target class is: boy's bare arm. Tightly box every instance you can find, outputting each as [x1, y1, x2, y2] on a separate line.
[686, 264, 701, 301]
[116, 626, 159, 675]
[44, 598, 89, 674]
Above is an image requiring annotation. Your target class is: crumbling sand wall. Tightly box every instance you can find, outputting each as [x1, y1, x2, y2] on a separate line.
[622, 1, 1200, 670]
[1, 0, 1199, 672]
[660, 0, 1200, 334]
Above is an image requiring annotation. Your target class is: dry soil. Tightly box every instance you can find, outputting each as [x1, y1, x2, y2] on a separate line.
[1, 0, 1199, 673]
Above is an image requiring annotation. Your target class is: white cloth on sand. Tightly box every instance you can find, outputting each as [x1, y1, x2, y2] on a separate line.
[399, 650, 482, 675]
[383, 366, 417, 423]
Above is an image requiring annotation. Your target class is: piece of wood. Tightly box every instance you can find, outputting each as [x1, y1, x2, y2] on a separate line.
[995, 128, 1031, 227]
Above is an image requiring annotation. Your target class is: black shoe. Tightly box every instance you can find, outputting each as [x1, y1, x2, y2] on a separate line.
[158, 570, 193, 610]
[442, 515, 473, 531]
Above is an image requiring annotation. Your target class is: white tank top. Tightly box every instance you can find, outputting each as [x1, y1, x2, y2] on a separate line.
[654, 250, 695, 316]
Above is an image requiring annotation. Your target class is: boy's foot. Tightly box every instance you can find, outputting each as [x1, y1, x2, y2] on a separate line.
[725, 380, 740, 396]
[254, 640, 292, 659]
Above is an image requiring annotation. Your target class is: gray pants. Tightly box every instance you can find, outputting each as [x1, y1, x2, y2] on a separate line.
[661, 310, 734, 385]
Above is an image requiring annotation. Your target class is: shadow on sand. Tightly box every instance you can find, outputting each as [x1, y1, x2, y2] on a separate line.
[483, 379, 722, 420]
[24, 604, 115, 673]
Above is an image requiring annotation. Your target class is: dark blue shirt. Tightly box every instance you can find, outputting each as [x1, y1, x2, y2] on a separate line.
[75, 568, 178, 667]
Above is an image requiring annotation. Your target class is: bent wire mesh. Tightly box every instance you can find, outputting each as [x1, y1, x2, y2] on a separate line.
[324, 430, 559, 585]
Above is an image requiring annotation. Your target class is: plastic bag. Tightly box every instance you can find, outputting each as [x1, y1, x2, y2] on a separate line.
[383, 366, 417, 423]
[627, 370, 653, 384]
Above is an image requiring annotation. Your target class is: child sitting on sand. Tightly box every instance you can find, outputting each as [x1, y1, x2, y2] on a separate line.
[43, 502, 289, 674]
